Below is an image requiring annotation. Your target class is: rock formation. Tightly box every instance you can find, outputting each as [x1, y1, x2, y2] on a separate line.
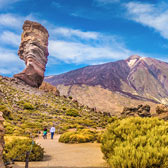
[0, 112, 5, 168]
[14, 20, 49, 87]
[156, 104, 168, 114]
[39, 82, 60, 96]
[121, 105, 151, 117]
[154, 105, 168, 120]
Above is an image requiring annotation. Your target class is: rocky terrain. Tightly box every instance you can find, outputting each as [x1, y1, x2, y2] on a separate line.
[45, 55, 167, 114]
[14, 20, 49, 88]
[55, 84, 158, 115]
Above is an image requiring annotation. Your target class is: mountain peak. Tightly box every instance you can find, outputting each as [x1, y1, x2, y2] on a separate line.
[126, 55, 141, 68]
[127, 55, 141, 61]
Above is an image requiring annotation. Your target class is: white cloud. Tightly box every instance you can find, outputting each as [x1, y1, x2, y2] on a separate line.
[0, 0, 21, 8]
[0, 31, 20, 47]
[49, 39, 132, 64]
[48, 26, 135, 65]
[0, 47, 24, 75]
[52, 27, 99, 40]
[125, 2, 168, 39]
[0, 14, 23, 28]
[0, 13, 39, 29]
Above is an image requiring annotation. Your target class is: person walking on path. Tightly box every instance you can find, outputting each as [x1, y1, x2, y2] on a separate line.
[43, 127, 48, 139]
[50, 125, 55, 139]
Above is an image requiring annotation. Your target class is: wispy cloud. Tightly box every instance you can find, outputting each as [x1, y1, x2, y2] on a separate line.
[124, 1, 168, 39]
[0, 0, 22, 9]
[0, 31, 20, 47]
[0, 14, 23, 29]
[48, 31, 132, 64]
[0, 13, 40, 29]
[0, 47, 24, 75]
[52, 2, 62, 8]
[52, 27, 99, 40]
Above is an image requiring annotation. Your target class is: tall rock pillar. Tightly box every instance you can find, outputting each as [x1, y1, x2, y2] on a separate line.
[14, 20, 49, 87]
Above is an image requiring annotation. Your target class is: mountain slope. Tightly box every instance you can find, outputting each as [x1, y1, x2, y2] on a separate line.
[0, 76, 110, 137]
[45, 55, 166, 114]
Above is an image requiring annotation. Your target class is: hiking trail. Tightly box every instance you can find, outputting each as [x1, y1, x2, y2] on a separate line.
[14, 135, 108, 168]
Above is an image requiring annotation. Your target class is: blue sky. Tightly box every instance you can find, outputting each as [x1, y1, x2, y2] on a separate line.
[0, 0, 168, 77]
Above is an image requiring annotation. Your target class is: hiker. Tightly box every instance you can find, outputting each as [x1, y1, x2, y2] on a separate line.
[43, 127, 47, 139]
[50, 125, 55, 139]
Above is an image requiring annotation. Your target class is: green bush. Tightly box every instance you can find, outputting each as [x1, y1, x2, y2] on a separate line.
[4, 121, 15, 134]
[96, 131, 104, 143]
[0, 105, 13, 120]
[59, 129, 97, 143]
[66, 109, 79, 117]
[101, 117, 168, 168]
[3, 138, 44, 162]
[23, 103, 35, 110]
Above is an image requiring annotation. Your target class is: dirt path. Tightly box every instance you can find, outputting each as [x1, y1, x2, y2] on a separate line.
[15, 135, 108, 168]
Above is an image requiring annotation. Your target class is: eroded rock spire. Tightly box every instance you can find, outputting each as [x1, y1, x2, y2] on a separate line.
[14, 20, 49, 87]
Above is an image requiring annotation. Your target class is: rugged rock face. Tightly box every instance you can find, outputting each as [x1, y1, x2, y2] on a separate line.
[0, 112, 5, 168]
[14, 20, 49, 87]
[121, 105, 151, 117]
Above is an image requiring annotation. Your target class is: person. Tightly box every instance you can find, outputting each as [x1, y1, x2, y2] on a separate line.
[50, 125, 55, 139]
[43, 127, 47, 139]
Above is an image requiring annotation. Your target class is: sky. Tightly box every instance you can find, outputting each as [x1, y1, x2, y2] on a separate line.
[0, 0, 168, 77]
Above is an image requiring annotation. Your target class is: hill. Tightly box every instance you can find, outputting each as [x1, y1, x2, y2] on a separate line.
[0, 76, 111, 137]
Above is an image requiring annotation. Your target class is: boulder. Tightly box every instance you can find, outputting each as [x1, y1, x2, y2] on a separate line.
[156, 104, 168, 114]
[14, 20, 49, 87]
[121, 104, 151, 117]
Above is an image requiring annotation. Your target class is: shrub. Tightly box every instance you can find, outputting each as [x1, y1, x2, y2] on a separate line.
[77, 119, 95, 127]
[23, 103, 35, 110]
[66, 109, 79, 117]
[96, 131, 104, 143]
[59, 129, 97, 143]
[76, 125, 85, 130]
[4, 122, 15, 134]
[3, 137, 44, 162]
[101, 117, 168, 168]
[0, 105, 13, 120]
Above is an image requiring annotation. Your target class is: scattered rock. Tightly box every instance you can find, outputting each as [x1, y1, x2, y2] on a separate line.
[14, 20, 49, 88]
[121, 104, 151, 117]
